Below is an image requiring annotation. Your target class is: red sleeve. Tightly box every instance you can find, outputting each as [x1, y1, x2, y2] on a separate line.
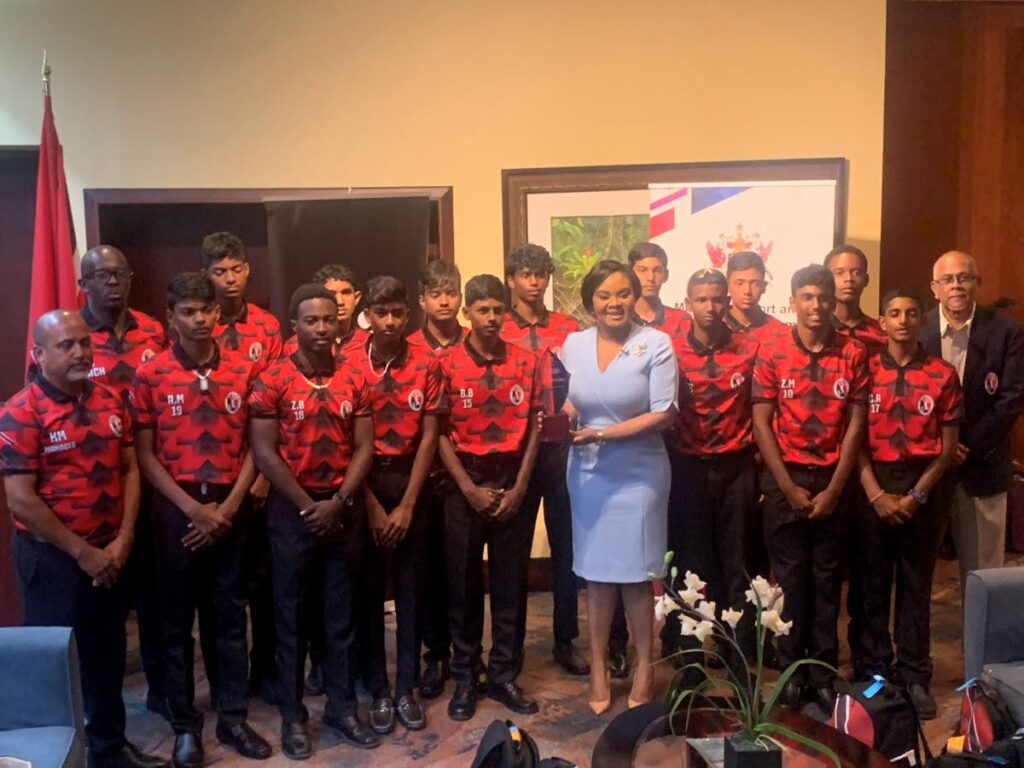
[130, 366, 157, 429]
[751, 350, 777, 403]
[266, 325, 283, 364]
[353, 373, 373, 417]
[248, 369, 281, 419]
[528, 353, 543, 412]
[424, 356, 445, 414]
[119, 400, 135, 448]
[0, 395, 40, 474]
[848, 344, 870, 405]
[939, 366, 964, 425]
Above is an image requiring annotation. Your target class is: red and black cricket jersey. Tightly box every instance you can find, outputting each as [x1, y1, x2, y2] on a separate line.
[867, 347, 963, 462]
[131, 342, 254, 485]
[249, 353, 371, 489]
[214, 302, 282, 374]
[282, 325, 369, 362]
[82, 306, 166, 402]
[0, 376, 132, 545]
[501, 308, 578, 356]
[407, 324, 464, 353]
[672, 326, 759, 456]
[350, 337, 444, 456]
[752, 328, 869, 466]
[438, 336, 542, 456]
[726, 309, 791, 348]
[832, 313, 887, 355]
[636, 305, 690, 339]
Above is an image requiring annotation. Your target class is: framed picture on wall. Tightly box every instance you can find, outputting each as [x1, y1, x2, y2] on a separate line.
[501, 158, 846, 327]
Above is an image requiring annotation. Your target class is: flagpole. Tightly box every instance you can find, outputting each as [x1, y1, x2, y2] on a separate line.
[41, 49, 50, 96]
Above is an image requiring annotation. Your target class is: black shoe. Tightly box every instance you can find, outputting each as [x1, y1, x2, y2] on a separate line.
[304, 664, 324, 697]
[553, 642, 590, 676]
[777, 679, 802, 709]
[323, 713, 380, 750]
[145, 693, 171, 722]
[473, 668, 490, 696]
[369, 697, 396, 735]
[488, 681, 539, 715]
[811, 683, 836, 713]
[447, 685, 476, 721]
[280, 721, 312, 760]
[109, 743, 170, 768]
[215, 721, 272, 760]
[608, 647, 629, 679]
[396, 694, 426, 730]
[419, 659, 449, 699]
[171, 733, 203, 768]
[907, 683, 937, 721]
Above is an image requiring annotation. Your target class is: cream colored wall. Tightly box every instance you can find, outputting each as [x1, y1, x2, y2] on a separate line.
[0, 0, 885, 556]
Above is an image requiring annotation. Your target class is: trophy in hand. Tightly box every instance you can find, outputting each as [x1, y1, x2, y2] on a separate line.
[540, 351, 571, 443]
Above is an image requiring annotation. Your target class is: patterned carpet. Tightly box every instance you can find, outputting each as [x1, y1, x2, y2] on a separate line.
[121, 553, 1016, 766]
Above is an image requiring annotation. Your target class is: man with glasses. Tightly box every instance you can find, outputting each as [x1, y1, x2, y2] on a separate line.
[921, 251, 1024, 589]
[78, 245, 169, 719]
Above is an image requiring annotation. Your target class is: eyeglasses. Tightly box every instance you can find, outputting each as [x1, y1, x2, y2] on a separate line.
[83, 268, 133, 282]
[932, 273, 978, 287]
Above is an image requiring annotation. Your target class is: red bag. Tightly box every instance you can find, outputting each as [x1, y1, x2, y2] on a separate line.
[956, 679, 1018, 752]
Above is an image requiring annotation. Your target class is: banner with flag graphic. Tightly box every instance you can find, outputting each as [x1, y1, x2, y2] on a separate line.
[25, 91, 79, 367]
[648, 181, 837, 320]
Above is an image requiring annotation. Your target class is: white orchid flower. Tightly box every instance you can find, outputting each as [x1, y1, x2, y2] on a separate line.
[696, 600, 717, 622]
[680, 614, 700, 636]
[654, 594, 681, 622]
[721, 607, 743, 628]
[745, 575, 777, 609]
[761, 608, 793, 637]
[679, 587, 702, 607]
[684, 570, 707, 594]
[693, 620, 715, 643]
[773, 593, 784, 617]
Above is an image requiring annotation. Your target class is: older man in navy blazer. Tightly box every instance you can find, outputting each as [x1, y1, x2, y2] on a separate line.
[921, 251, 1024, 591]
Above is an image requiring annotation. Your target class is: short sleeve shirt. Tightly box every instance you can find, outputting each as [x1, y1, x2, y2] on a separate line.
[673, 326, 759, 455]
[407, 324, 464, 353]
[636, 305, 690, 339]
[249, 354, 371, 489]
[349, 338, 444, 456]
[832, 314, 888, 356]
[867, 347, 963, 462]
[82, 307, 166, 402]
[214, 302, 283, 375]
[0, 376, 132, 545]
[131, 342, 254, 485]
[438, 337, 542, 456]
[726, 310, 791, 348]
[501, 308, 579, 357]
[752, 328, 869, 466]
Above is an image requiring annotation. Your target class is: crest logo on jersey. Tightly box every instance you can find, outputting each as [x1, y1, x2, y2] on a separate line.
[833, 377, 850, 400]
[917, 394, 935, 416]
[510, 384, 525, 406]
[985, 372, 999, 395]
[408, 389, 424, 412]
[730, 372, 745, 390]
[248, 342, 263, 361]
[141, 348, 156, 363]
[340, 400, 353, 419]
[108, 415, 123, 437]
[224, 391, 242, 414]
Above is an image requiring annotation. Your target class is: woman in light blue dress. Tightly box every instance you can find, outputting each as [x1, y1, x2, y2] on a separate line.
[559, 260, 678, 714]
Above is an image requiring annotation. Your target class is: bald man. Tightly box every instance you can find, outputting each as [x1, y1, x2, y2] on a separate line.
[921, 252, 1024, 589]
[0, 311, 168, 768]
[78, 245, 172, 717]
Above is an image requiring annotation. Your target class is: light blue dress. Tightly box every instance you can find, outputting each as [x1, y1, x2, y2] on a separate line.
[561, 324, 678, 583]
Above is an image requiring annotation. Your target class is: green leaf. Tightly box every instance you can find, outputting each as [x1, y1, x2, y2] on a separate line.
[759, 659, 838, 722]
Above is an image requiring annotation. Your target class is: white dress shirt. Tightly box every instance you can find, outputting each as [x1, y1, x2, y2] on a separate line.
[939, 303, 976, 383]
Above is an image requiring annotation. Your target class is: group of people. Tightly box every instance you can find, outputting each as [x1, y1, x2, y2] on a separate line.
[3, 230, 1023, 768]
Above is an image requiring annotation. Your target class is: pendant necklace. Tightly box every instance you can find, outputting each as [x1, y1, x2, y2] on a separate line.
[192, 348, 216, 392]
[367, 342, 398, 380]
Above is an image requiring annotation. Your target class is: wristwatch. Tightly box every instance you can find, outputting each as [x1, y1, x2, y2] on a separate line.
[907, 487, 928, 505]
[333, 489, 355, 508]
[595, 429, 605, 446]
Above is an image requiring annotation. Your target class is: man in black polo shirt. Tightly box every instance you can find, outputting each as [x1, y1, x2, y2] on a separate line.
[1, 310, 167, 768]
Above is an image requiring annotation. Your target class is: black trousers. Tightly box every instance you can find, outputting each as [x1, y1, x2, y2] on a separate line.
[419, 470, 451, 665]
[445, 454, 533, 686]
[517, 442, 577, 649]
[151, 484, 249, 734]
[849, 462, 948, 685]
[762, 464, 850, 687]
[268, 488, 363, 724]
[129, 488, 164, 702]
[664, 449, 757, 657]
[245, 501, 277, 694]
[357, 455, 428, 697]
[14, 533, 128, 762]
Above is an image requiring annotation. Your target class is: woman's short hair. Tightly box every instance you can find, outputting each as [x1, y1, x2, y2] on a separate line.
[580, 260, 641, 314]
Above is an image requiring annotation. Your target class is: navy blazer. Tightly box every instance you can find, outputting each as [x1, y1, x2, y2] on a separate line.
[921, 305, 1024, 496]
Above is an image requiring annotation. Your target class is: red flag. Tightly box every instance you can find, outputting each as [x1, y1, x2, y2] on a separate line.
[25, 93, 79, 367]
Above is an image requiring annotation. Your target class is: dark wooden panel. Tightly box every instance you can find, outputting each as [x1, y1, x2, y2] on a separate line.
[0, 146, 37, 626]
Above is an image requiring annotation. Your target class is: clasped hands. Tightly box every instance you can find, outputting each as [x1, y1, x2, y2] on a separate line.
[463, 482, 524, 522]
